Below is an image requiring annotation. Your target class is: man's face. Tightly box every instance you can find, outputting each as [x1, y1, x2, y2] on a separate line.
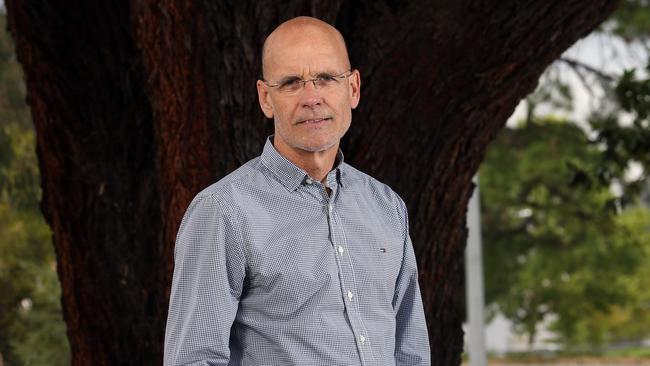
[257, 25, 361, 154]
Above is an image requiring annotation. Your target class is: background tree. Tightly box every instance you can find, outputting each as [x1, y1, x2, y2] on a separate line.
[528, 0, 650, 209]
[480, 0, 650, 351]
[480, 116, 648, 347]
[580, 207, 650, 346]
[4, 1, 619, 364]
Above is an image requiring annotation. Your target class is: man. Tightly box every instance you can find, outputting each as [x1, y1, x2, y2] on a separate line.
[164, 16, 430, 366]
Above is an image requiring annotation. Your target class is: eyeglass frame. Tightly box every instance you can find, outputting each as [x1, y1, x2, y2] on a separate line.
[261, 69, 355, 94]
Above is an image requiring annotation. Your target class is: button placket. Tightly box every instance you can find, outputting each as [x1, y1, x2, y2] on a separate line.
[325, 192, 371, 365]
[358, 335, 366, 345]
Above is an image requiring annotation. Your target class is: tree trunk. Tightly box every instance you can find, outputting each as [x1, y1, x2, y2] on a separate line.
[5, 1, 618, 365]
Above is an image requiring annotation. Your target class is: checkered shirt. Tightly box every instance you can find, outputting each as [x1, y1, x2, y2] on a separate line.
[164, 137, 431, 365]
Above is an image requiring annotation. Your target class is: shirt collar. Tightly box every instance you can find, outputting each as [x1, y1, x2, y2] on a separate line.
[260, 136, 345, 192]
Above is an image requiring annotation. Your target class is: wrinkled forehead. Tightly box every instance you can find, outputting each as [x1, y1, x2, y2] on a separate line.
[262, 24, 350, 79]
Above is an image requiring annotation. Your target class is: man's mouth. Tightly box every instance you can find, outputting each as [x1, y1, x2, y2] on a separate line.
[297, 117, 332, 125]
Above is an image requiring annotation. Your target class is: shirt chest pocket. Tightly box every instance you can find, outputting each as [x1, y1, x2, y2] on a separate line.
[376, 240, 404, 287]
[340, 228, 404, 306]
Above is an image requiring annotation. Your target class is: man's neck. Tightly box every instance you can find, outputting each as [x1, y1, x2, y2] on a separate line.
[273, 136, 338, 183]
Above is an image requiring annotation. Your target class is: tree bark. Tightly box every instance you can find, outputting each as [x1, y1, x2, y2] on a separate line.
[5, 1, 618, 365]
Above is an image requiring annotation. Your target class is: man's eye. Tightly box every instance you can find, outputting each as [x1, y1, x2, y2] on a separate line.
[315, 76, 338, 88]
[280, 79, 301, 89]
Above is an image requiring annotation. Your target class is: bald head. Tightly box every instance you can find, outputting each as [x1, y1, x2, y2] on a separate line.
[262, 17, 351, 79]
[255, 16, 361, 158]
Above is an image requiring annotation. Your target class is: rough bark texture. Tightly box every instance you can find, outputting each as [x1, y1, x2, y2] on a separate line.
[5, 2, 163, 364]
[5, 1, 618, 365]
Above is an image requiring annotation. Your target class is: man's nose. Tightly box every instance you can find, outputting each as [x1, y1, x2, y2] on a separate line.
[300, 81, 323, 108]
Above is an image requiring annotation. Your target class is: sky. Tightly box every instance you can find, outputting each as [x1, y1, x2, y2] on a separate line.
[508, 31, 648, 127]
[506, 30, 648, 182]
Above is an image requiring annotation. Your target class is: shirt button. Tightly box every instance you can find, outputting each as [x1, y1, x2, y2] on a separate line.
[359, 335, 366, 345]
[305, 178, 313, 185]
[328, 204, 333, 215]
[347, 291, 354, 301]
[338, 245, 345, 256]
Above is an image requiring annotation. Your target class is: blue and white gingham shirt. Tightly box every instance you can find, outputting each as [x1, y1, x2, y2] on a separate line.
[164, 137, 431, 366]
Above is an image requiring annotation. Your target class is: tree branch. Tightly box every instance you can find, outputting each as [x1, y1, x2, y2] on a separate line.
[559, 56, 616, 84]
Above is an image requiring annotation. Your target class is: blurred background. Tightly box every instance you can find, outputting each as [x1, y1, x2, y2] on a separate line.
[0, 2, 649, 365]
[467, 0, 650, 363]
[0, 6, 70, 366]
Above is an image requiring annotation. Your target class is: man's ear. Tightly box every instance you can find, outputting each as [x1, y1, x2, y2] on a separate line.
[257, 80, 274, 118]
[349, 69, 361, 110]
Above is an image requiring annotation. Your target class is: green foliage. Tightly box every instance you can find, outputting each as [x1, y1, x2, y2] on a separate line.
[0, 14, 30, 132]
[588, 65, 650, 207]
[480, 1, 650, 349]
[568, 207, 650, 344]
[0, 13, 70, 365]
[480, 117, 649, 347]
[609, 0, 650, 42]
[570, 5, 650, 343]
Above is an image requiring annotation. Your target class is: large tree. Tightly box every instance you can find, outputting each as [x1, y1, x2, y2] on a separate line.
[4, 1, 619, 365]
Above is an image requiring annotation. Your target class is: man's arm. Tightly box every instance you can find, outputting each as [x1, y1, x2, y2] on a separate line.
[393, 198, 431, 365]
[164, 194, 246, 366]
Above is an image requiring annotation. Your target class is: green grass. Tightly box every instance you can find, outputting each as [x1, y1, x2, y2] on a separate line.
[470, 345, 650, 364]
[603, 346, 650, 358]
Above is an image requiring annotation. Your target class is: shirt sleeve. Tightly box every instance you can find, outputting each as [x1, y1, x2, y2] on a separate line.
[393, 198, 431, 365]
[164, 193, 246, 366]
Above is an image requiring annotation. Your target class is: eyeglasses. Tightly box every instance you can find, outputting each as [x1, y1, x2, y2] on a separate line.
[263, 70, 354, 95]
